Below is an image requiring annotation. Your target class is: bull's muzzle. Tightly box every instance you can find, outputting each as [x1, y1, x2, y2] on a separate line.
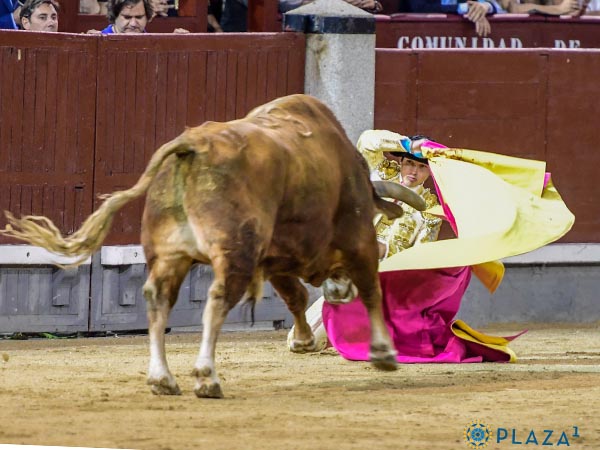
[322, 276, 358, 305]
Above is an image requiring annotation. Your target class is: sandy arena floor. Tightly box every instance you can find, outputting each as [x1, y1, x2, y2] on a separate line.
[1, 324, 599, 450]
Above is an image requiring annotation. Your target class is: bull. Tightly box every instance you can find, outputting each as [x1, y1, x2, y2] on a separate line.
[2, 94, 426, 398]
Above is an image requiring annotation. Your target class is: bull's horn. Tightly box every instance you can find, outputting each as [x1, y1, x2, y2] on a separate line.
[372, 180, 427, 211]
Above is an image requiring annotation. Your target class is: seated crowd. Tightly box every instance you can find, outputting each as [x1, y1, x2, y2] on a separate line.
[1, 0, 221, 32]
[0, 0, 598, 37]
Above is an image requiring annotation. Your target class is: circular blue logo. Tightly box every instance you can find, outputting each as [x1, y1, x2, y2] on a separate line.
[464, 420, 493, 449]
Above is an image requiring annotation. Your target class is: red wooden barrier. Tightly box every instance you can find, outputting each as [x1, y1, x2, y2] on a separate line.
[0, 31, 306, 245]
[0, 32, 97, 242]
[94, 33, 305, 244]
[546, 51, 600, 242]
[248, 0, 281, 32]
[375, 15, 600, 49]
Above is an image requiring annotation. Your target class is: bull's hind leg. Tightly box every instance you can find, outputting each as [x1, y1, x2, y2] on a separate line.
[193, 258, 253, 399]
[271, 276, 317, 353]
[143, 256, 192, 395]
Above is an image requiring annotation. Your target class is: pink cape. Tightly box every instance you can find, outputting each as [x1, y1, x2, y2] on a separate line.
[322, 268, 517, 363]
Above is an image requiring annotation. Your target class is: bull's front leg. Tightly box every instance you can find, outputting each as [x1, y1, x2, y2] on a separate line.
[366, 302, 398, 371]
[271, 276, 320, 353]
[352, 275, 397, 371]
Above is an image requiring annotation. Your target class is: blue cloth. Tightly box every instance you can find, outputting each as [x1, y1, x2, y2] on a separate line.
[100, 24, 148, 34]
[406, 0, 503, 14]
[0, 0, 19, 29]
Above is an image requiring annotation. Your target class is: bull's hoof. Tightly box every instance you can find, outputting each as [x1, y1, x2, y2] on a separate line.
[369, 345, 398, 371]
[287, 326, 328, 353]
[370, 354, 398, 371]
[194, 383, 224, 399]
[288, 336, 319, 353]
[147, 377, 182, 395]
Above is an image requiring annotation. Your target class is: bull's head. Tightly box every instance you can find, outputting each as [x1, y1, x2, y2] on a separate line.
[323, 181, 427, 305]
[322, 271, 358, 305]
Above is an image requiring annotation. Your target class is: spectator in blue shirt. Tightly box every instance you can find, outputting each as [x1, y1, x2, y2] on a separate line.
[1, 0, 19, 29]
[87, 0, 190, 33]
[101, 0, 153, 33]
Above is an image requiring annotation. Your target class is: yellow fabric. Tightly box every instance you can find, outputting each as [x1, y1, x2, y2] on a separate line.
[471, 261, 505, 294]
[450, 320, 519, 362]
[379, 148, 575, 290]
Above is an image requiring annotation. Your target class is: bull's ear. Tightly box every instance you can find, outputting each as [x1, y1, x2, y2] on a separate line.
[374, 198, 404, 220]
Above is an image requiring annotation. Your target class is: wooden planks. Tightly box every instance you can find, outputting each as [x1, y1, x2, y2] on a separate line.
[93, 33, 305, 244]
[0, 33, 97, 244]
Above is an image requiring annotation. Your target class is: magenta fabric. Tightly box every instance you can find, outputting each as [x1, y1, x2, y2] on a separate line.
[322, 268, 514, 363]
[544, 172, 551, 191]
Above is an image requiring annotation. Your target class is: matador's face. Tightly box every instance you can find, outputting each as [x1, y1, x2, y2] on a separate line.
[400, 158, 430, 188]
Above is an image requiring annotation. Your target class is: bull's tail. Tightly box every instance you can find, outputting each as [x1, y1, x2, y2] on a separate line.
[239, 270, 265, 326]
[1, 137, 191, 266]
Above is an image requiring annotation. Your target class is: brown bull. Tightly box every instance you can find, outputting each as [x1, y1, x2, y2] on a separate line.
[2, 94, 425, 398]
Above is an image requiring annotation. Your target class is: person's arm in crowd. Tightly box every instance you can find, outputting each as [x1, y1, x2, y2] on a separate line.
[406, 0, 498, 37]
[208, 12, 223, 31]
[459, 0, 509, 37]
[1, 0, 20, 29]
[80, 0, 100, 14]
[151, 0, 170, 17]
[343, 0, 383, 12]
[505, 0, 579, 15]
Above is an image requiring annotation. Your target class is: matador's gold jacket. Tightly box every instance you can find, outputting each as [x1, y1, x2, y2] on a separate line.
[357, 130, 442, 258]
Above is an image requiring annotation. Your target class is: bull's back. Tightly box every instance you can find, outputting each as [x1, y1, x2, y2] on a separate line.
[142, 95, 376, 273]
[247, 94, 375, 216]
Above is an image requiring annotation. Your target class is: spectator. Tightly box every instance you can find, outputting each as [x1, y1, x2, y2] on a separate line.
[87, 0, 192, 33]
[404, 0, 506, 37]
[19, 0, 58, 31]
[220, 0, 247, 31]
[221, 0, 314, 32]
[501, 0, 579, 14]
[207, 0, 223, 31]
[100, 0, 153, 33]
[80, 0, 168, 16]
[220, 0, 380, 32]
[1, 0, 19, 29]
